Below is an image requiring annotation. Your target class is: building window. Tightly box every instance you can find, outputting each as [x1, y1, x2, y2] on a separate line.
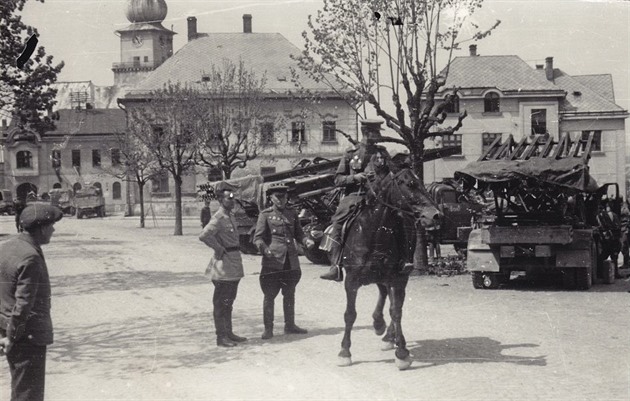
[51, 150, 61, 169]
[72, 149, 81, 168]
[581, 130, 602, 152]
[207, 167, 222, 182]
[152, 171, 169, 193]
[322, 121, 336, 142]
[260, 167, 276, 176]
[291, 121, 306, 143]
[92, 149, 101, 167]
[444, 95, 460, 114]
[260, 122, 274, 144]
[93, 182, 102, 194]
[133, 56, 140, 66]
[442, 134, 462, 155]
[111, 148, 121, 166]
[531, 109, 547, 135]
[144, 56, 149, 63]
[16, 150, 32, 168]
[484, 92, 500, 112]
[112, 182, 122, 200]
[482, 133, 502, 154]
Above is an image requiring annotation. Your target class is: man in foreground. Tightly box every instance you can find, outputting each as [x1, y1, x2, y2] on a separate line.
[0, 204, 63, 401]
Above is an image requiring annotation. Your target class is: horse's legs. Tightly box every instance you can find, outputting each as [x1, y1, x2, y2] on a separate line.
[388, 282, 412, 370]
[372, 283, 387, 336]
[338, 281, 358, 366]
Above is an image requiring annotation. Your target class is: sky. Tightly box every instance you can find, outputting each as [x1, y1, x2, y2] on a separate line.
[20, 0, 630, 114]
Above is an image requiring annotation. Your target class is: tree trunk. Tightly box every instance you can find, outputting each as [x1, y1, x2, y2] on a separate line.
[173, 175, 183, 236]
[138, 182, 145, 229]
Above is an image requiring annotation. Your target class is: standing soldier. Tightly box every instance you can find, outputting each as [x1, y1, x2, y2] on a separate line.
[199, 182, 247, 347]
[320, 119, 391, 281]
[0, 204, 63, 401]
[200, 199, 211, 228]
[253, 184, 315, 340]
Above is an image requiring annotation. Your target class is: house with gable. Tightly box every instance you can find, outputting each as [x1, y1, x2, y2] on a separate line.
[118, 14, 356, 213]
[430, 45, 628, 196]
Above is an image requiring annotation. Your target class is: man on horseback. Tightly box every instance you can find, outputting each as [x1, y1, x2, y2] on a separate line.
[320, 119, 392, 282]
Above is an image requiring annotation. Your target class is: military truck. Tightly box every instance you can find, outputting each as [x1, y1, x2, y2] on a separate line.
[455, 132, 620, 290]
[49, 188, 76, 215]
[75, 187, 106, 218]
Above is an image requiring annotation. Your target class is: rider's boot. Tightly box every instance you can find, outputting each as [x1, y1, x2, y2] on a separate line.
[320, 243, 343, 281]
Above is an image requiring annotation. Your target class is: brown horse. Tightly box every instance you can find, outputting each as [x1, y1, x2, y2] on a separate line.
[334, 167, 440, 370]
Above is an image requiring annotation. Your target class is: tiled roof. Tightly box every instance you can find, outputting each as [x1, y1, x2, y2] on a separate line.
[44, 109, 126, 136]
[443, 55, 560, 92]
[552, 70, 624, 113]
[572, 74, 615, 102]
[130, 33, 336, 94]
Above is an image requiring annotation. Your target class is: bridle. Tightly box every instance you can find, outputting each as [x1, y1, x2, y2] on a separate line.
[364, 169, 421, 218]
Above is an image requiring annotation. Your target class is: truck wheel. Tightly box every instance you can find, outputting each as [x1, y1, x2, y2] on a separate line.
[602, 260, 615, 284]
[562, 269, 577, 290]
[576, 264, 593, 290]
[304, 246, 330, 265]
[472, 272, 502, 289]
[76, 210, 82, 219]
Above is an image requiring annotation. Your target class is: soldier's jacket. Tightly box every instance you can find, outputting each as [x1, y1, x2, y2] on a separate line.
[253, 205, 308, 272]
[335, 142, 389, 196]
[199, 207, 244, 281]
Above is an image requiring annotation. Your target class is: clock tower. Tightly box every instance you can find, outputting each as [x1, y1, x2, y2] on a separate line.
[112, 0, 176, 86]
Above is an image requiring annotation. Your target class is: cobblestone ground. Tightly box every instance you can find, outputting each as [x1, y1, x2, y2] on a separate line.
[0, 215, 629, 401]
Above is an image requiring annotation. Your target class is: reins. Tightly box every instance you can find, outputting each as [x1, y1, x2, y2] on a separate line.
[364, 170, 416, 218]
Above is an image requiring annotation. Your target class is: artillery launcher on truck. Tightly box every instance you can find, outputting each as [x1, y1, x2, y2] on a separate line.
[455, 132, 621, 290]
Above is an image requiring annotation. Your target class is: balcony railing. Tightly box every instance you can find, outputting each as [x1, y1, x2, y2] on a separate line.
[111, 62, 155, 70]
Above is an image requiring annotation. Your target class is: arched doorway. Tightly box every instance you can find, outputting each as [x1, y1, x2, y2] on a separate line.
[16, 183, 38, 202]
[93, 182, 102, 195]
[53, 183, 62, 189]
[73, 183, 82, 193]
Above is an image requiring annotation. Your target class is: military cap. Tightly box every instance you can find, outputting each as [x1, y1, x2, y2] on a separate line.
[215, 181, 239, 193]
[20, 204, 63, 230]
[267, 184, 289, 195]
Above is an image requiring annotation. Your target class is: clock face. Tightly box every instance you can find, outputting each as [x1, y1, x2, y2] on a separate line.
[132, 35, 143, 47]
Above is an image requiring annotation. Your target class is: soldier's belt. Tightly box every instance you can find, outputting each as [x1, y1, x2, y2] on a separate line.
[224, 246, 240, 252]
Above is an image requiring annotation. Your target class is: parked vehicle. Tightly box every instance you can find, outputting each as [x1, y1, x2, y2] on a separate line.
[75, 187, 106, 218]
[0, 189, 14, 215]
[49, 188, 76, 215]
[455, 132, 620, 290]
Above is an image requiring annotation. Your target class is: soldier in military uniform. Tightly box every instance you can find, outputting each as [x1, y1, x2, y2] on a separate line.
[320, 119, 391, 281]
[253, 184, 315, 340]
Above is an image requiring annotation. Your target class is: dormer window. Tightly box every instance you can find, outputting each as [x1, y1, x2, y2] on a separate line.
[484, 92, 500, 112]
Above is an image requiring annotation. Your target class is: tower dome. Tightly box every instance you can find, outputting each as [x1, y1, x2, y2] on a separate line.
[125, 0, 168, 24]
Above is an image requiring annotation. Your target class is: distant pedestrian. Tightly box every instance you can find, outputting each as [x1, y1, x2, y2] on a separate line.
[199, 182, 247, 347]
[200, 199, 211, 228]
[13, 200, 26, 233]
[0, 204, 63, 401]
[426, 219, 442, 265]
[253, 184, 315, 340]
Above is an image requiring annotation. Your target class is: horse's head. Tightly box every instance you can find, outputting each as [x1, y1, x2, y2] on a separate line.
[383, 168, 442, 228]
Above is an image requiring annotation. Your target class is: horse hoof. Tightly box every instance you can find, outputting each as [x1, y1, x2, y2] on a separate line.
[337, 356, 352, 367]
[381, 341, 395, 351]
[395, 356, 412, 370]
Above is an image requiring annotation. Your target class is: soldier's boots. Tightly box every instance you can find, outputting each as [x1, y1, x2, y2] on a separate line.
[227, 333, 247, 343]
[284, 324, 308, 335]
[320, 264, 343, 281]
[216, 336, 237, 347]
[225, 310, 247, 343]
[262, 301, 274, 340]
[261, 327, 274, 340]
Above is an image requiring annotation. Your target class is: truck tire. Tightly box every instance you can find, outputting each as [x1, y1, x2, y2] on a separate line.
[576, 264, 593, 290]
[602, 260, 615, 284]
[304, 246, 330, 265]
[472, 272, 503, 289]
[562, 269, 577, 290]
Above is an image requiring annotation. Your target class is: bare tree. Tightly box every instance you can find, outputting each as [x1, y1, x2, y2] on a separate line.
[104, 126, 160, 228]
[293, 0, 499, 268]
[293, 0, 499, 178]
[126, 82, 203, 235]
[195, 59, 276, 179]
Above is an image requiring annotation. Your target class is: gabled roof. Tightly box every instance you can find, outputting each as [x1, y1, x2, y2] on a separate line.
[44, 109, 126, 136]
[550, 69, 625, 113]
[572, 74, 615, 102]
[443, 55, 560, 92]
[129, 33, 338, 95]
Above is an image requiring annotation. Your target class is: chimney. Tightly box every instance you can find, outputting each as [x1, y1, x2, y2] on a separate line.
[545, 56, 554, 81]
[187, 16, 197, 41]
[243, 14, 252, 33]
[469, 44, 477, 57]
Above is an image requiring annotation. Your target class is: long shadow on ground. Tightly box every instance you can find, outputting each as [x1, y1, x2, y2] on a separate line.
[407, 337, 546, 368]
